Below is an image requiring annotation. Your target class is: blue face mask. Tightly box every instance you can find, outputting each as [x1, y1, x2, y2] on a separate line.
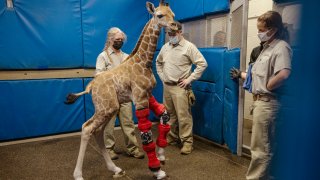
[169, 36, 179, 45]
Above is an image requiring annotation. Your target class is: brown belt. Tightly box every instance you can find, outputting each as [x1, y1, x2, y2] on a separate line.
[164, 81, 178, 86]
[253, 94, 276, 102]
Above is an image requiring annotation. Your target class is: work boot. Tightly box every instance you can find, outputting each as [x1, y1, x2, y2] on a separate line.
[180, 143, 193, 155]
[128, 150, 145, 159]
[108, 150, 119, 160]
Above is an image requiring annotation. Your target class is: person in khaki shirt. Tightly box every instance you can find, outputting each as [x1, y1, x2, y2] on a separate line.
[95, 27, 144, 160]
[246, 11, 291, 180]
[156, 21, 207, 155]
[232, 11, 291, 179]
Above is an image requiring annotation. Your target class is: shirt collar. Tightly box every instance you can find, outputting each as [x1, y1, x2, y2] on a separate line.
[107, 47, 123, 55]
[264, 38, 280, 48]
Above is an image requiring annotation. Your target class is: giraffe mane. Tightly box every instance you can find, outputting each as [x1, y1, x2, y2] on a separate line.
[122, 20, 152, 62]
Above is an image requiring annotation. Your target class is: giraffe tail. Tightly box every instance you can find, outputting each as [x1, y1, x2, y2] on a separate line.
[64, 81, 93, 104]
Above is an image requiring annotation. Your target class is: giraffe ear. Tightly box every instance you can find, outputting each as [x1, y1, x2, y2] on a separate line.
[146, 2, 155, 15]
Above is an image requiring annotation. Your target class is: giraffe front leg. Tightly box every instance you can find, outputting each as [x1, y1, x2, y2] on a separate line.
[136, 108, 166, 179]
[148, 96, 171, 164]
[156, 123, 170, 164]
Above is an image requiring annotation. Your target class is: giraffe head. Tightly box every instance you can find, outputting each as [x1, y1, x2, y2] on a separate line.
[146, 1, 176, 30]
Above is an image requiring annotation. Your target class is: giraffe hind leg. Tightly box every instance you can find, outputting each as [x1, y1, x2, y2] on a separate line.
[73, 118, 94, 180]
[93, 124, 124, 178]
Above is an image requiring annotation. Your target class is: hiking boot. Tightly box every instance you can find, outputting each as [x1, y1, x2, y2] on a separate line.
[180, 144, 193, 155]
[128, 150, 145, 159]
[108, 150, 119, 160]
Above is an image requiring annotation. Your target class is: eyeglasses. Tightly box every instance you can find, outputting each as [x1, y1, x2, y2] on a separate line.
[167, 31, 177, 36]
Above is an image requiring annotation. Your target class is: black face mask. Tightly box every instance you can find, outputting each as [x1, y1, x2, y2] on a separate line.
[112, 41, 123, 50]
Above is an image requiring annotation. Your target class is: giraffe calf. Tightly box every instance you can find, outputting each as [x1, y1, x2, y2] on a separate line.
[65, 1, 176, 179]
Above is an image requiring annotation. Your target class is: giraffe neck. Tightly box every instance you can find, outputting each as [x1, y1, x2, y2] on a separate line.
[130, 18, 160, 64]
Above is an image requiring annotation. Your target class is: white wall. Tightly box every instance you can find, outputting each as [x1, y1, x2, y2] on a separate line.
[244, 0, 273, 120]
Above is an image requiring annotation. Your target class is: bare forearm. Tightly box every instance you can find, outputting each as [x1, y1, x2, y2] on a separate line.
[267, 69, 291, 90]
[240, 72, 247, 80]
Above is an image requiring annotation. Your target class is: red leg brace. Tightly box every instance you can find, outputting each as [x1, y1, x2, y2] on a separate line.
[136, 109, 160, 170]
[156, 123, 170, 147]
[149, 96, 166, 116]
[149, 96, 171, 148]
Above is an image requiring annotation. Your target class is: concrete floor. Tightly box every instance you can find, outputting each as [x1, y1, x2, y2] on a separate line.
[0, 124, 250, 180]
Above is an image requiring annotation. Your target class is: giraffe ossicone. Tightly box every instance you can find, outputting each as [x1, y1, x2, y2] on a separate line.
[65, 1, 176, 179]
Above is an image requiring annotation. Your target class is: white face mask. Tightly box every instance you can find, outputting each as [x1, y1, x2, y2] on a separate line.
[169, 35, 179, 45]
[257, 29, 274, 42]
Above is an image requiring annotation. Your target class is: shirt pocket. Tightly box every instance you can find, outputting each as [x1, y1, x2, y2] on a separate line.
[255, 54, 270, 77]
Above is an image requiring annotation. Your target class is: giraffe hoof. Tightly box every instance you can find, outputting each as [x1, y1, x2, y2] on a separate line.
[113, 170, 125, 178]
[153, 170, 167, 180]
[153, 174, 169, 180]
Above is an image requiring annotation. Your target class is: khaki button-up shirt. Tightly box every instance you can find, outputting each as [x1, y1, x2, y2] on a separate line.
[251, 39, 292, 95]
[95, 47, 128, 75]
[156, 38, 207, 84]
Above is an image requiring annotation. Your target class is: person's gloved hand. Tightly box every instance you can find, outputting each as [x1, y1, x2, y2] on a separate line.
[230, 67, 241, 79]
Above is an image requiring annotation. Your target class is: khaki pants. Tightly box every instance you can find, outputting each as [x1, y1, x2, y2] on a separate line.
[104, 102, 140, 154]
[163, 84, 193, 145]
[246, 99, 279, 180]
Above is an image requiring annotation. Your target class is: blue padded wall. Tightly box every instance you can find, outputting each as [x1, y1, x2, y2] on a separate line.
[81, 0, 150, 68]
[198, 48, 226, 83]
[152, 51, 164, 104]
[169, 0, 203, 20]
[156, 29, 166, 51]
[0, 0, 151, 69]
[149, 51, 164, 121]
[203, 0, 230, 15]
[223, 48, 240, 154]
[192, 81, 223, 143]
[192, 48, 226, 144]
[168, 0, 229, 21]
[0, 0, 83, 69]
[0, 79, 85, 141]
[84, 78, 94, 121]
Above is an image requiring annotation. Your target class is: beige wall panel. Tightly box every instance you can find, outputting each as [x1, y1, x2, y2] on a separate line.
[244, 0, 273, 121]
[248, 0, 273, 18]
[0, 69, 95, 80]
